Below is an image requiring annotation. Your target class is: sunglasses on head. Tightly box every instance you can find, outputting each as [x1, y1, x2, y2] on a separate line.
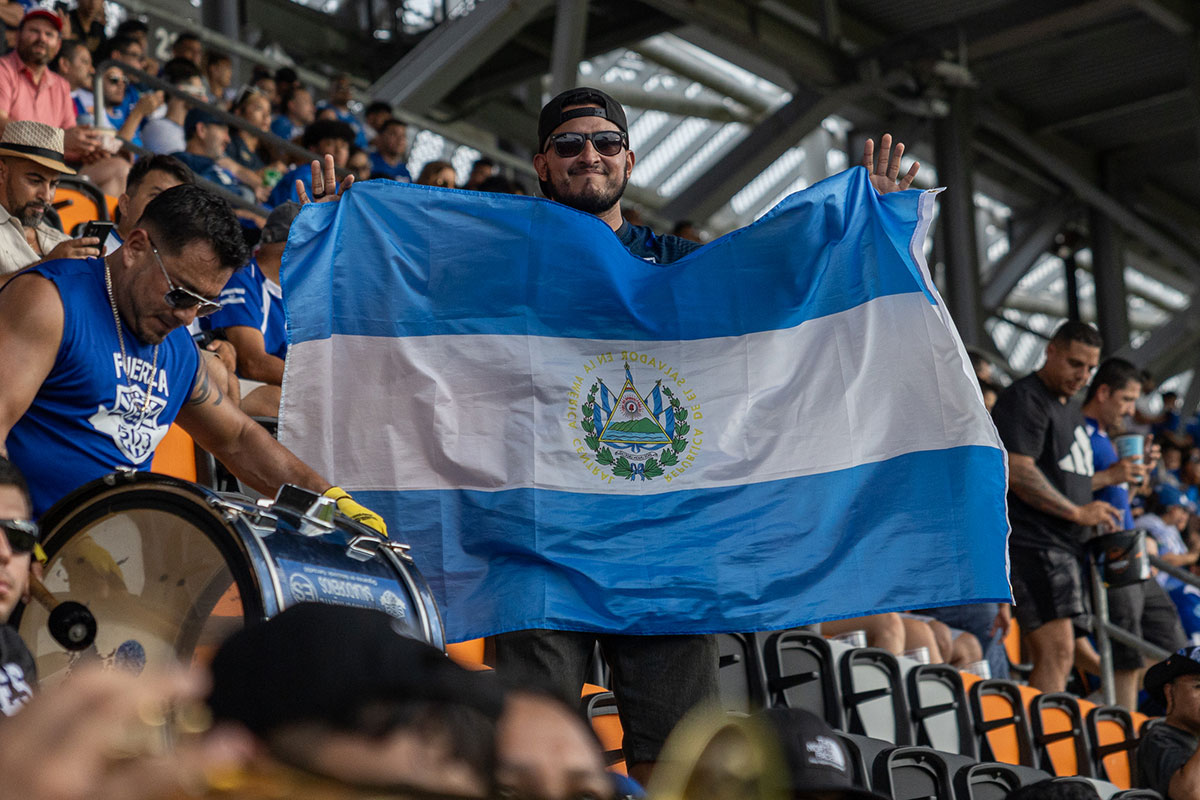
[545, 130, 628, 158]
[1, 519, 39, 555]
[147, 237, 222, 317]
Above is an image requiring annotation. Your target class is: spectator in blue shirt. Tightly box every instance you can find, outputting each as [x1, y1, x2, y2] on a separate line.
[201, 202, 297, 417]
[267, 119, 353, 207]
[270, 85, 314, 146]
[316, 73, 367, 148]
[172, 108, 254, 204]
[367, 117, 410, 182]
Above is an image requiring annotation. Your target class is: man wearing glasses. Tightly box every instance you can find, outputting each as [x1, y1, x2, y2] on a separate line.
[496, 87, 921, 783]
[0, 183, 387, 536]
[0, 456, 37, 717]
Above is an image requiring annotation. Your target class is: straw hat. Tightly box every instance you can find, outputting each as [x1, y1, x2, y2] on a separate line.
[0, 120, 75, 174]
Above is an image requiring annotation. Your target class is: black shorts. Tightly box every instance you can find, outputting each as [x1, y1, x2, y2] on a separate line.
[1107, 580, 1187, 670]
[1011, 546, 1087, 631]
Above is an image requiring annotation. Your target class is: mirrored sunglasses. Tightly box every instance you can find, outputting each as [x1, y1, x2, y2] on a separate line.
[546, 130, 627, 158]
[150, 243, 222, 317]
[0, 519, 39, 555]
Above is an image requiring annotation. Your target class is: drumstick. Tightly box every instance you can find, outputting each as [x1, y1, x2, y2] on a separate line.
[28, 574, 97, 651]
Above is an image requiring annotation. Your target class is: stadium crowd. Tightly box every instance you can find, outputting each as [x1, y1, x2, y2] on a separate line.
[0, 5, 1197, 799]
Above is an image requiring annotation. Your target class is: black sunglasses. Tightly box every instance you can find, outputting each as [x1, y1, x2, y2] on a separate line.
[545, 130, 628, 158]
[1, 519, 39, 555]
[147, 236, 222, 316]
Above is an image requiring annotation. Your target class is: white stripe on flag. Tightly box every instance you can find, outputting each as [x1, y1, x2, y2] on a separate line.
[280, 291, 997, 494]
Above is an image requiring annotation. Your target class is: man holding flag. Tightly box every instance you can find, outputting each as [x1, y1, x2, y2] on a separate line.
[495, 87, 922, 781]
[286, 89, 1007, 785]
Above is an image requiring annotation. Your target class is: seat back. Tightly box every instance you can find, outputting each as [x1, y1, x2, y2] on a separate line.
[1111, 790, 1165, 799]
[150, 424, 198, 482]
[581, 688, 626, 774]
[1030, 692, 1094, 777]
[716, 632, 767, 713]
[52, 177, 114, 235]
[764, 628, 842, 728]
[872, 746, 955, 800]
[968, 679, 1036, 767]
[837, 733, 894, 791]
[1087, 706, 1138, 789]
[955, 762, 1024, 800]
[839, 647, 912, 744]
[906, 663, 976, 757]
[445, 638, 487, 669]
[1050, 776, 1120, 799]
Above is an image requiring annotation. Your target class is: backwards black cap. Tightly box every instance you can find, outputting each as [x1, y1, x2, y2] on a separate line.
[207, 603, 504, 737]
[537, 87, 628, 152]
[758, 708, 887, 800]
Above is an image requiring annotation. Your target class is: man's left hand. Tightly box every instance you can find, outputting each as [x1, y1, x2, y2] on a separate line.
[862, 133, 920, 195]
[323, 486, 388, 537]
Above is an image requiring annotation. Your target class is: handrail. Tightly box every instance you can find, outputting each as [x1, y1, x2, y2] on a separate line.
[118, 138, 268, 217]
[1150, 554, 1200, 590]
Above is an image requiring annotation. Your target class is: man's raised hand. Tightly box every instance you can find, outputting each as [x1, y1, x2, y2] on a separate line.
[862, 133, 920, 195]
[297, 153, 354, 205]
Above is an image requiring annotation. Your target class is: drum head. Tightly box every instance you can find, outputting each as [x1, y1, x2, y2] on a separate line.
[16, 473, 263, 685]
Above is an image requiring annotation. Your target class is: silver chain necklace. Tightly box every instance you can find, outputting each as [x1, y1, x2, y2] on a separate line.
[104, 261, 158, 416]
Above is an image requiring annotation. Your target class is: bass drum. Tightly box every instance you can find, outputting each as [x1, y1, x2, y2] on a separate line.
[15, 472, 444, 685]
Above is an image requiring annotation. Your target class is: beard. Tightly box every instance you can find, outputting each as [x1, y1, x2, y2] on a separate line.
[17, 41, 50, 67]
[15, 201, 46, 227]
[541, 163, 629, 216]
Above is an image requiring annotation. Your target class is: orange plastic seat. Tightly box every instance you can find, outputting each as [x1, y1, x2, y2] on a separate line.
[1029, 692, 1094, 777]
[1088, 705, 1138, 789]
[582, 684, 626, 775]
[150, 424, 197, 482]
[969, 679, 1036, 766]
[446, 638, 489, 670]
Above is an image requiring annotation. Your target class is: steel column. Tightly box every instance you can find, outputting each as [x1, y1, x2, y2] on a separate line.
[1090, 204, 1131, 353]
[548, 0, 588, 97]
[933, 87, 983, 347]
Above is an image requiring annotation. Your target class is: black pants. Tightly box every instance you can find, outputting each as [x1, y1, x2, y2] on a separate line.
[493, 629, 719, 766]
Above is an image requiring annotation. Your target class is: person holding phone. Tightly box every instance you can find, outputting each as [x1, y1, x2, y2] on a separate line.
[0, 121, 100, 282]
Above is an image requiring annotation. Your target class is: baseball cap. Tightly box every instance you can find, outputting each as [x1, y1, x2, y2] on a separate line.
[207, 603, 504, 738]
[537, 87, 628, 152]
[20, 8, 62, 31]
[184, 107, 225, 139]
[1145, 645, 1200, 706]
[1156, 484, 1197, 512]
[260, 202, 300, 244]
[758, 708, 887, 799]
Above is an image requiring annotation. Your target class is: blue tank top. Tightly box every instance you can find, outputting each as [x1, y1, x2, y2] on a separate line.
[6, 258, 200, 516]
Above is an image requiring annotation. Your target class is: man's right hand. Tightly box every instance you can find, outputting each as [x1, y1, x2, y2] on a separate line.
[44, 237, 101, 261]
[62, 126, 103, 161]
[1100, 456, 1148, 487]
[1073, 500, 1123, 530]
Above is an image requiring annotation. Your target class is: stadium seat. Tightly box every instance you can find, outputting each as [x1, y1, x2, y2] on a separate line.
[1087, 705, 1139, 789]
[954, 761, 1024, 800]
[763, 628, 843, 728]
[716, 632, 768, 713]
[1030, 693, 1094, 777]
[906, 662, 976, 757]
[871, 745, 956, 800]
[837, 733, 894, 790]
[580, 687, 626, 774]
[52, 177, 113, 236]
[968, 679, 1036, 767]
[1111, 790, 1164, 799]
[445, 638, 487, 669]
[839, 647, 912, 744]
[150, 424, 198, 482]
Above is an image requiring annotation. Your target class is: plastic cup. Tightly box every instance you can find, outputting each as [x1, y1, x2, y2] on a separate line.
[964, 660, 992, 679]
[830, 630, 868, 648]
[1115, 434, 1146, 484]
[903, 646, 931, 664]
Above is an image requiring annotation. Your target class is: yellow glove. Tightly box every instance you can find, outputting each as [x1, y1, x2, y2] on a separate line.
[323, 486, 388, 538]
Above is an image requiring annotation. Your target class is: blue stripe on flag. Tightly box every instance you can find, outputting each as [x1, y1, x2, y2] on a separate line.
[282, 168, 936, 345]
[357, 445, 1009, 642]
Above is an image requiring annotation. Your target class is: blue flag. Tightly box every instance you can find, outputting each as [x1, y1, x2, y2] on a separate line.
[279, 167, 1011, 642]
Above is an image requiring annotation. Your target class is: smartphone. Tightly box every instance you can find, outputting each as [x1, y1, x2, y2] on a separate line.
[81, 220, 114, 242]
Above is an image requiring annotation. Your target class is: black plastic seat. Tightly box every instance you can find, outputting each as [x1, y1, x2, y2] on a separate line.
[716, 632, 768, 713]
[907, 662, 976, 757]
[838, 732, 895, 790]
[872, 745, 956, 800]
[763, 628, 843, 728]
[954, 761, 1023, 800]
[840, 646, 912, 744]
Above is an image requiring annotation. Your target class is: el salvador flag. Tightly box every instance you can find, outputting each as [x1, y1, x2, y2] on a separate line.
[278, 167, 1012, 643]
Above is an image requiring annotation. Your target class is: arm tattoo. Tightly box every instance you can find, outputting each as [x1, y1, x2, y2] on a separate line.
[1009, 457, 1077, 521]
[187, 359, 224, 407]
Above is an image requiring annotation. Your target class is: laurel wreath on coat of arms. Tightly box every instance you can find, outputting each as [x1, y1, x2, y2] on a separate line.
[580, 372, 690, 481]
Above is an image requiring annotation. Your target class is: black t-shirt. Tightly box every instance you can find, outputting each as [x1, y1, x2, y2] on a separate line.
[616, 221, 702, 265]
[992, 372, 1094, 554]
[1138, 721, 1198, 798]
[0, 624, 36, 716]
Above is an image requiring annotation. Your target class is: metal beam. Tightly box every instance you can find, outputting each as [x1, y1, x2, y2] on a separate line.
[1114, 304, 1200, 368]
[1035, 89, 1191, 136]
[968, 0, 1131, 61]
[629, 34, 778, 114]
[548, 0, 589, 97]
[599, 85, 754, 124]
[933, 87, 983, 346]
[659, 83, 869, 221]
[978, 107, 1200, 278]
[369, 0, 554, 115]
[1184, 350, 1200, 415]
[1091, 174, 1131, 352]
[981, 198, 1075, 309]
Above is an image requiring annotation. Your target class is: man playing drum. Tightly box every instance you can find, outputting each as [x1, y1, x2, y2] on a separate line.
[0, 183, 386, 533]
